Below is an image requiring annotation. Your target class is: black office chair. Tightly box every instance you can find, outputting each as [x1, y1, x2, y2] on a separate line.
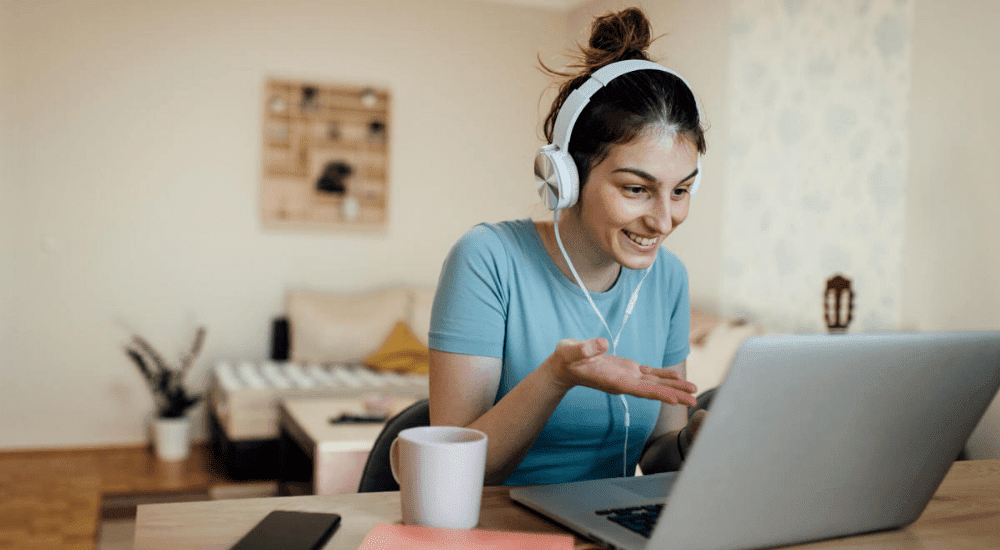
[357, 398, 431, 493]
[691, 386, 717, 418]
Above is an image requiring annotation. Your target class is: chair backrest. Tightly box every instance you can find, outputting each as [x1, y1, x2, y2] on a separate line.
[357, 398, 431, 493]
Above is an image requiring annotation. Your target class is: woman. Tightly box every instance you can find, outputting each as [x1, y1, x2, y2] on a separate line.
[428, 7, 706, 486]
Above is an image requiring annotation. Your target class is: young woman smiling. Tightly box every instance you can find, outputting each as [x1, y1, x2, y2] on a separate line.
[428, 7, 707, 486]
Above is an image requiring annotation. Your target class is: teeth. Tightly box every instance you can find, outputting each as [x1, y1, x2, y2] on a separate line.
[625, 231, 657, 247]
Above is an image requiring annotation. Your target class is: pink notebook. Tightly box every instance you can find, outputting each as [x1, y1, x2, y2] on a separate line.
[358, 523, 575, 549]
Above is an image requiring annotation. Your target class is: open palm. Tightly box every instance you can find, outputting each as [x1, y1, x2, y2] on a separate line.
[550, 338, 698, 406]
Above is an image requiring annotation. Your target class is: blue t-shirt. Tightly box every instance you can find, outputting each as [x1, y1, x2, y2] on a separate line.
[429, 219, 690, 485]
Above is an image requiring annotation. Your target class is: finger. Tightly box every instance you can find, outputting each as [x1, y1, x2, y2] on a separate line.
[554, 338, 581, 363]
[556, 338, 580, 348]
[676, 391, 698, 408]
[639, 365, 681, 379]
[581, 337, 609, 358]
[646, 378, 697, 395]
[648, 388, 698, 408]
[620, 380, 699, 407]
[639, 373, 697, 395]
[557, 337, 608, 363]
[639, 366, 697, 393]
[676, 388, 698, 407]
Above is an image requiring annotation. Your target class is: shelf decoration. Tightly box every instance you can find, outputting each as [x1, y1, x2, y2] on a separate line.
[261, 78, 391, 232]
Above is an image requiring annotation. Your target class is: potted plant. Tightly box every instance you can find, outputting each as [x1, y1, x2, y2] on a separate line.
[124, 326, 206, 461]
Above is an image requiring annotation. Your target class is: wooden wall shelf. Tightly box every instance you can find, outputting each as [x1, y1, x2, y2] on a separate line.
[260, 78, 391, 232]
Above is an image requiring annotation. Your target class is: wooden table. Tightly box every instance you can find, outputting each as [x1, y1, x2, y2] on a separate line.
[134, 459, 1000, 550]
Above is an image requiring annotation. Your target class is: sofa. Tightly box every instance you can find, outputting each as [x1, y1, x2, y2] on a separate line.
[274, 285, 436, 364]
[209, 285, 435, 480]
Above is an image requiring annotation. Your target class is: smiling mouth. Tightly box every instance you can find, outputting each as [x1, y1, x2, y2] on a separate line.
[623, 230, 658, 247]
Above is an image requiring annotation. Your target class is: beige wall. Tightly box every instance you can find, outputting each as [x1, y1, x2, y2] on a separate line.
[1, 0, 564, 449]
[905, 0, 1000, 458]
[903, 0, 1000, 332]
[1, 1, 14, 383]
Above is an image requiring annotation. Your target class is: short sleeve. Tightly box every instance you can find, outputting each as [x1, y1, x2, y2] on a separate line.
[662, 256, 691, 367]
[428, 225, 509, 358]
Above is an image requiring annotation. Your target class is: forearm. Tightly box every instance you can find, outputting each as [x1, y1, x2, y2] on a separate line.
[429, 349, 572, 486]
[466, 365, 569, 485]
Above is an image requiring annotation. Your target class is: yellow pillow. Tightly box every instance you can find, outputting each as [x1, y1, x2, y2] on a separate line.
[363, 320, 430, 374]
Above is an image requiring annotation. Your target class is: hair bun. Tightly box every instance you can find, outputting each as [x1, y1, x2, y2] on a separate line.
[585, 7, 652, 67]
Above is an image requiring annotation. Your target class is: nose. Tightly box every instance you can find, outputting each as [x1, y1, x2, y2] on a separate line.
[645, 193, 677, 235]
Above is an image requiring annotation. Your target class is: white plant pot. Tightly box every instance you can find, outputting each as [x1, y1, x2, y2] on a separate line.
[152, 416, 191, 461]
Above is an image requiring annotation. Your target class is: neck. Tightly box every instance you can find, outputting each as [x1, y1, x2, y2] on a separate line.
[536, 213, 620, 293]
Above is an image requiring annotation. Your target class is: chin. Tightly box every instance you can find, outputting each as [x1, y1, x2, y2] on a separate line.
[617, 250, 659, 271]
[615, 233, 661, 270]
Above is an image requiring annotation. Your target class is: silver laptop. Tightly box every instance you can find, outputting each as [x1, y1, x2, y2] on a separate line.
[510, 331, 1000, 550]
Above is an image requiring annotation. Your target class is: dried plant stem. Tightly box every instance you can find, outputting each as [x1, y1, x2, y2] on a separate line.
[124, 326, 206, 419]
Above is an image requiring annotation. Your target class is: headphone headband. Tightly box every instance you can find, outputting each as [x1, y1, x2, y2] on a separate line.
[535, 59, 703, 210]
[551, 60, 679, 148]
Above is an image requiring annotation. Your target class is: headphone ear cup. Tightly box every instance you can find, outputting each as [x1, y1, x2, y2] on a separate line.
[552, 149, 579, 209]
[534, 146, 579, 210]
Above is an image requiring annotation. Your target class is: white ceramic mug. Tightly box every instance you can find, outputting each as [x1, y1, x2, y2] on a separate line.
[390, 426, 488, 529]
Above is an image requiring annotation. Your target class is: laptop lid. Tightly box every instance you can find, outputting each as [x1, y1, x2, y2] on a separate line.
[511, 331, 1000, 550]
[650, 331, 1000, 550]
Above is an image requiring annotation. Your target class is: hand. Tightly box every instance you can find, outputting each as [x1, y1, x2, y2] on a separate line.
[683, 409, 708, 448]
[545, 338, 698, 407]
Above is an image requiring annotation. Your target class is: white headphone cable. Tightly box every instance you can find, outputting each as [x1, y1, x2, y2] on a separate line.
[552, 209, 650, 476]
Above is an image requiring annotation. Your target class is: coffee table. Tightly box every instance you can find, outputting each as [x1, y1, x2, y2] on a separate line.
[278, 397, 394, 495]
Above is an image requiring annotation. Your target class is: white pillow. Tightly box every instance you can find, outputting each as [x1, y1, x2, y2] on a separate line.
[287, 286, 410, 363]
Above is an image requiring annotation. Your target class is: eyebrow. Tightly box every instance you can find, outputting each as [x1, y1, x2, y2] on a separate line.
[612, 167, 699, 187]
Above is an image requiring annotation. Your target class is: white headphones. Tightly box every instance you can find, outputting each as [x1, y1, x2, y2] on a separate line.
[534, 59, 703, 210]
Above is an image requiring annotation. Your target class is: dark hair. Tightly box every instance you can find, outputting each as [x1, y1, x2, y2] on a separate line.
[541, 7, 706, 188]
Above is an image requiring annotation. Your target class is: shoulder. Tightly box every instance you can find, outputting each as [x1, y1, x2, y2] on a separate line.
[651, 247, 689, 285]
[448, 219, 535, 263]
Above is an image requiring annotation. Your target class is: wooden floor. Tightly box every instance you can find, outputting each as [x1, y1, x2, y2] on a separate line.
[0, 443, 264, 550]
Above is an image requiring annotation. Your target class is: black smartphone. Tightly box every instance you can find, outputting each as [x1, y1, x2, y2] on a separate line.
[228, 510, 341, 550]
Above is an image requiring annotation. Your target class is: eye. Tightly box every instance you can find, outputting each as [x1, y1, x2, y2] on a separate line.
[671, 186, 691, 199]
[623, 185, 648, 197]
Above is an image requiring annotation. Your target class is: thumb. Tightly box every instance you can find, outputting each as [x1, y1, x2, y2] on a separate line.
[556, 337, 608, 363]
[581, 337, 609, 358]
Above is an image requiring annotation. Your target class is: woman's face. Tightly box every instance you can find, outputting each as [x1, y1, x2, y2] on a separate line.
[576, 129, 699, 271]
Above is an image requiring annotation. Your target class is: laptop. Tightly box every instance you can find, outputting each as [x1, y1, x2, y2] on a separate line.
[510, 331, 1000, 550]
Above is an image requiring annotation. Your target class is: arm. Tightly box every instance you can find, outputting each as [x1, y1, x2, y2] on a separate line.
[640, 254, 702, 474]
[431, 341, 698, 485]
[638, 360, 702, 474]
[429, 349, 567, 485]
[427, 225, 569, 484]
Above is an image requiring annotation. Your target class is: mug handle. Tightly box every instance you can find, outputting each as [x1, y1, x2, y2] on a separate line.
[389, 436, 401, 484]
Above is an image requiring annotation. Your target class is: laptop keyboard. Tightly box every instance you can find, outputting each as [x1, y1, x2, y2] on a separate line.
[596, 504, 663, 538]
